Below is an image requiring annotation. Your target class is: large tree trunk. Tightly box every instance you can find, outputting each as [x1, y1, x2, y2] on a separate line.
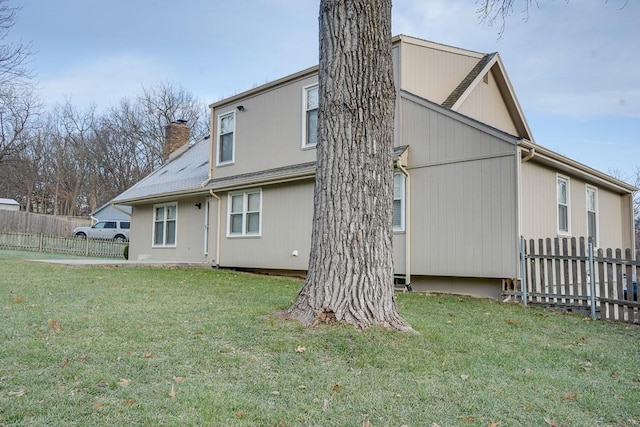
[286, 0, 413, 332]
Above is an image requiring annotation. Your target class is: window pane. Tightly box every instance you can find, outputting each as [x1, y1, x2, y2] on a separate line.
[231, 195, 244, 213]
[393, 200, 402, 228]
[230, 213, 243, 233]
[154, 221, 164, 244]
[247, 192, 260, 211]
[220, 133, 233, 163]
[306, 110, 318, 146]
[166, 205, 176, 220]
[307, 86, 318, 109]
[558, 205, 568, 232]
[587, 188, 596, 211]
[220, 114, 234, 134]
[558, 179, 567, 204]
[166, 220, 176, 244]
[155, 206, 165, 220]
[247, 212, 260, 233]
[588, 211, 596, 241]
[394, 173, 403, 197]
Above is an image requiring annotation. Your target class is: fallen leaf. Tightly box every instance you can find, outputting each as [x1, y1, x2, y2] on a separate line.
[60, 358, 70, 368]
[92, 402, 103, 408]
[506, 319, 516, 325]
[523, 404, 533, 411]
[322, 399, 329, 411]
[13, 296, 23, 304]
[563, 392, 578, 401]
[295, 346, 306, 353]
[47, 319, 62, 332]
[234, 410, 247, 418]
[119, 378, 130, 386]
[577, 336, 587, 345]
[464, 416, 474, 423]
[271, 390, 280, 396]
[123, 399, 135, 407]
[332, 383, 341, 391]
[460, 374, 470, 381]
[448, 312, 456, 317]
[172, 376, 185, 383]
[298, 385, 306, 390]
[544, 417, 558, 427]
[7, 390, 25, 397]
[488, 422, 501, 427]
[169, 385, 177, 398]
[362, 420, 372, 427]
[611, 372, 619, 379]
[142, 351, 152, 358]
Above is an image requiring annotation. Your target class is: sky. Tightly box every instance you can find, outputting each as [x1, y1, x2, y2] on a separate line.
[6, 0, 640, 183]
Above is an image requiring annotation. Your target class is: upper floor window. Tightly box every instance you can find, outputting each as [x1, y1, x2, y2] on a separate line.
[557, 175, 570, 234]
[153, 202, 177, 247]
[586, 185, 598, 245]
[228, 190, 262, 237]
[393, 172, 406, 232]
[303, 84, 318, 147]
[218, 111, 235, 165]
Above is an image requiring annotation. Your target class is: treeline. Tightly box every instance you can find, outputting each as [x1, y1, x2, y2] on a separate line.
[0, 83, 209, 216]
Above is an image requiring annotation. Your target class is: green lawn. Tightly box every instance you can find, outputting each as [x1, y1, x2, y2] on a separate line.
[1, 250, 639, 426]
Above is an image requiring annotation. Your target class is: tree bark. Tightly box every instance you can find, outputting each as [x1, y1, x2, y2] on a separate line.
[286, 0, 413, 332]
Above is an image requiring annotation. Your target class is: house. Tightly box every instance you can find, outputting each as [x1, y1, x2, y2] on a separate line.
[112, 35, 636, 298]
[0, 198, 20, 211]
[90, 202, 132, 224]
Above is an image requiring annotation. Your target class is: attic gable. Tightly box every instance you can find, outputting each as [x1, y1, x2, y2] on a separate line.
[442, 52, 533, 141]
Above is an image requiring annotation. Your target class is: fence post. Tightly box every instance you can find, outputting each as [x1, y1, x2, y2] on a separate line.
[85, 237, 90, 257]
[520, 236, 528, 306]
[588, 242, 596, 319]
[39, 233, 44, 252]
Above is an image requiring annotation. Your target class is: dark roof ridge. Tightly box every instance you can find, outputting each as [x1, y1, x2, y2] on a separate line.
[442, 52, 497, 109]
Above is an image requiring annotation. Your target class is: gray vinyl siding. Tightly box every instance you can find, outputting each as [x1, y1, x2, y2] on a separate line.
[128, 196, 209, 262]
[212, 75, 318, 178]
[521, 161, 633, 250]
[218, 180, 314, 270]
[399, 95, 519, 278]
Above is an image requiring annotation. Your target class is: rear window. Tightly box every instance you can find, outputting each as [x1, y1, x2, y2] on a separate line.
[120, 222, 130, 229]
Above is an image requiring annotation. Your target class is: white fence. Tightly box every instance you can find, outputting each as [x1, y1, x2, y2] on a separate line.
[0, 232, 127, 259]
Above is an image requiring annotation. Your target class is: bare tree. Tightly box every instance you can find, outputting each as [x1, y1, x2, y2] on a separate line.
[285, 0, 413, 332]
[0, 0, 39, 165]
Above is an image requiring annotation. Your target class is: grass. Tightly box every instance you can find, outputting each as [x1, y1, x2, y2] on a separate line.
[1, 249, 639, 426]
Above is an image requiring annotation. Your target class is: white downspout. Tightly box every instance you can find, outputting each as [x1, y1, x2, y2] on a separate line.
[209, 189, 222, 268]
[396, 159, 411, 289]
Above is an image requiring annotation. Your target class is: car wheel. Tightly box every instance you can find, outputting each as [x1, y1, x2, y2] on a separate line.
[75, 232, 87, 239]
[114, 235, 127, 243]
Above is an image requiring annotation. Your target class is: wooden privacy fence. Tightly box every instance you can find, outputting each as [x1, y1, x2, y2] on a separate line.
[514, 237, 639, 324]
[0, 210, 90, 237]
[0, 232, 127, 259]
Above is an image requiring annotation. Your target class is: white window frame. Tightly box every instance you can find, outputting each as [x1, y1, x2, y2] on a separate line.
[227, 189, 262, 237]
[302, 84, 318, 148]
[152, 202, 178, 247]
[217, 111, 235, 165]
[557, 175, 570, 235]
[393, 172, 406, 232]
[586, 185, 598, 246]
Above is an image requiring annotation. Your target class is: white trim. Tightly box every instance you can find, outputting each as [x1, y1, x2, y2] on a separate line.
[301, 83, 318, 149]
[556, 174, 571, 236]
[586, 184, 599, 246]
[152, 201, 178, 248]
[227, 189, 262, 237]
[216, 111, 235, 166]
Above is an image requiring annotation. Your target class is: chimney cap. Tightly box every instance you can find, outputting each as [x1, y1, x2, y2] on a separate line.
[175, 119, 188, 125]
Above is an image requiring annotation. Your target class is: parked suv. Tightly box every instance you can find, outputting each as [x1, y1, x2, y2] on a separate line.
[73, 220, 130, 242]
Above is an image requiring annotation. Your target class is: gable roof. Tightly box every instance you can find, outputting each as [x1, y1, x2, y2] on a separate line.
[112, 136, 211, 204]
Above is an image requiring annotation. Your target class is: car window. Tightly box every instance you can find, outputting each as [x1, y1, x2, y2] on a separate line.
[94, 222, 106, 229]
[104, 222, 116, 229]
[120, 222, 130, 229]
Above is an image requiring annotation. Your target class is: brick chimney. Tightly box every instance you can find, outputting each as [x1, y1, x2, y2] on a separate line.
[163, 120, 190, 162]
